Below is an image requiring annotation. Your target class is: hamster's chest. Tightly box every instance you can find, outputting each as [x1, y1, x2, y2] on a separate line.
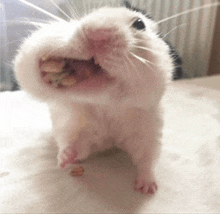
[86, 104, 125, 129]
[84, 104, 142, 137]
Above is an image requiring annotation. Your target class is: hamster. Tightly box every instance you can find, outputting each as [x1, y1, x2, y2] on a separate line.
[14, 5, 174, 194]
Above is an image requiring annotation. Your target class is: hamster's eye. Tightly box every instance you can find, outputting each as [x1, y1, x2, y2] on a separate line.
[132, 18, 146, 30]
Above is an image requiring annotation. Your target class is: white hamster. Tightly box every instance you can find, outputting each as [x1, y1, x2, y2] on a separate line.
[14, 5, 174, 194]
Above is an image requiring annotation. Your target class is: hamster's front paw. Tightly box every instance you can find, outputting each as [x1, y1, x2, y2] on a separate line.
[58, 147, 79, 169]
[134, 174, 158, 194]
[57, 141, 91, 168]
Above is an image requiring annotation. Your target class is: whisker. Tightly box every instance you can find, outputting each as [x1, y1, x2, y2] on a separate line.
[96, 1, 100, 10]
[48, 0, 72, 21]
[0, 20, 45, 27]
[129, 52, 156, 68]
[1, 61, 14, 70]
[162, 23, 189, 39]
[102, 0, 106, 8]
[157, 2, 220, 25]
[18, 0, 65, 22]
[129, 52, 148, 64]
[131, 0, 135, 7]
[133, 22, 187, 46]
[92, 0, 97, 10]
[1, 38, 24, 49]
[66, 0, 80, 19]
[96, 0, 101, 9]
[88, 0, 91, 14]
[82, 0, 87, 16]
[133, 45, 161, 55]
[124, 54, 143, 80]
[110, 0, 115, 7]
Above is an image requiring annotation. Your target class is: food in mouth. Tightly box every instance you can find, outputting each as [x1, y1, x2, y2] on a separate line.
[40, 56, 109, 88]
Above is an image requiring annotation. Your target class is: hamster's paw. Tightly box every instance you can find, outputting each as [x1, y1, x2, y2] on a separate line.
[58, 147, 79, 169]
[134, 175, 158, 194]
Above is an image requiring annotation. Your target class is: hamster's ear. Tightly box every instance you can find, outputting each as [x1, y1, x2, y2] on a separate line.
[124, 0, 132, 9]
[124, 0, 152, 20]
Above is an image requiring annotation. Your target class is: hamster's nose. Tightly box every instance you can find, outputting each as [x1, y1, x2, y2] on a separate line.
[83, 27, 116, 55]
[85, 28, 114, 40]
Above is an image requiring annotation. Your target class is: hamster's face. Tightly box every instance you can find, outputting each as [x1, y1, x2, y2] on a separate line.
[14, 7, 173, 105]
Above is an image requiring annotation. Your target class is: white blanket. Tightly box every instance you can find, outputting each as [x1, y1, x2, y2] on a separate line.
[1, 76, 220, 213]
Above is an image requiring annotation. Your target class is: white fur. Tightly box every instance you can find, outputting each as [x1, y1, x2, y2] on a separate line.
[14, 7, 174, 194]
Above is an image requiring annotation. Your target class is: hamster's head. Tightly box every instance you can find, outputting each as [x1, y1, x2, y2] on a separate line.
[14, 7, 174, 107]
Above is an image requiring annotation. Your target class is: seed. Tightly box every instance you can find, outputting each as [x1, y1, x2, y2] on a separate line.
[41, 55, 50, 62]
[41, 60, 65, 73]
[42, 73, 53, 83]
[61, 76, 77, 87]
[70, 166, 84, 177]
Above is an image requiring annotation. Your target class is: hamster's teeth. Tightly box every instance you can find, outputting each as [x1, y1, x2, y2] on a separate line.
[41, 60, 65, 73]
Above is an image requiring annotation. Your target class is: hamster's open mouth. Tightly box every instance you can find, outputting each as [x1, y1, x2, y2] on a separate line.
[40, 56, 114, 89]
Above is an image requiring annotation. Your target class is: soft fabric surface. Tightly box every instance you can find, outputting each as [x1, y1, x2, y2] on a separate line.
[1, 76, 220, 213]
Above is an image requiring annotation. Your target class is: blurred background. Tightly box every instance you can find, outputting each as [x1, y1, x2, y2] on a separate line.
[0, 0, 219, 91]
